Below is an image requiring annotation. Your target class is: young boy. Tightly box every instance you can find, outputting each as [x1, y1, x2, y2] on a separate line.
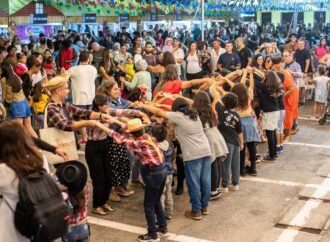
[96, 118, 168, 242]
[215, 92, 243, 192]
[151, 125, 175, 221]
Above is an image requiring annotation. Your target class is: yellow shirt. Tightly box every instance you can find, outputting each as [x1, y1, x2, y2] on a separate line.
[125, 64, 136, 80]
[29, 93, 49, 114]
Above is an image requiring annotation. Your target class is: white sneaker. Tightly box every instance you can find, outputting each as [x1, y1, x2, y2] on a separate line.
[229, 185, 239, 191]
[220, 187, 229, 193]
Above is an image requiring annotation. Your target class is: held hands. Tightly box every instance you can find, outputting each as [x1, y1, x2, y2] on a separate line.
[55, 147, 69, 161]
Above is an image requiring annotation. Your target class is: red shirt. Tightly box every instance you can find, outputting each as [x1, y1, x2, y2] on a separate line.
[153, 80, 182, 106]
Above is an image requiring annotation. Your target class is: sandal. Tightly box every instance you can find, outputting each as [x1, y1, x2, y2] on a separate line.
[102, 204, 115, 212]
[92, 207, 109, 216]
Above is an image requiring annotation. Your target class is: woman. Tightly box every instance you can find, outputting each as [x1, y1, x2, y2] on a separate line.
[147, 51, 176, 76]
[57, 39, 77, 70]
[0, 121, 44, 242]
[123, 59, 152, 102]
[97, 81, 148, 202]
[136, 98, 211, 220]
[186, 42, 204, 80]
[254, 70, 283, 161]
[21, 56, 41, 101]
[99, 49, 117, 83]
[315, 37, 328, 61]
[251, 54, 265, 71]
[197, 41, 211, 76]
[30, 53, 47, 86]
[0, 63, 37, 138]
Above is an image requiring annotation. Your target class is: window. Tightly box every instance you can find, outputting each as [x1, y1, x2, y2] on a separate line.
[36, 3, 43, 14]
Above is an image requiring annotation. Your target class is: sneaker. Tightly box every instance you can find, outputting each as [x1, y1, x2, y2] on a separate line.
[284, 136, 291, 143]
[220, 187, 229, 193]
[262, 155, 276, 161]
[166, 215, 173, 221]
[276, 146, 283, 153]
[201, 207, 209, 215]
[110, 190, 121, 202]
[137, 233, 160, 242]
[256, 154, 262, 163]
[92, 207, 109, 216]
[184, 210, 202, 220]
[210, 191, 222, 200]
[291, 126, 299, 135]
[79, 140, 87, 145]
[157, 228, 170, 238]
[102, 204, 115, 212]
[229, 184, 239, 191]
[115, 186, 130, 197]
[249, 169, 257, 176]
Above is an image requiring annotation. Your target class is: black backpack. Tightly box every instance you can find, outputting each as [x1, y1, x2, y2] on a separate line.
[14, 169, 69, 242]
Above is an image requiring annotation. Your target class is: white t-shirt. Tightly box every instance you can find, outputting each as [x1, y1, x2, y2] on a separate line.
[173, 48, 185, 76]
[186, 53, 202, 74]
[210, 48, 225, 73]
[67, 64, 97, 105]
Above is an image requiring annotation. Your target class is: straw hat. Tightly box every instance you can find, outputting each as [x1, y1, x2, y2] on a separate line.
[127, 118, 147, 132]
[43, 74, 70, 91]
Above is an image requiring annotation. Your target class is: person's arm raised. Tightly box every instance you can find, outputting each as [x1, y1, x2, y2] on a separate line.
[181, 78, 212, 89]
[134, 102, 168, 119]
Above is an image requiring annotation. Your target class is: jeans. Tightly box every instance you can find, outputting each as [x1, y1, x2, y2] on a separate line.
[85, 140, 111, 208]
[62, 223, 90, 242]
[221, 143, 240, 188]
[129, 150, 140, 181]
[184, 156, 211, 212]
[266, 130, 277, 158]
[140, 164, 167, 236]
[211, 157, 222, 192]
[240, 142, 257, 175]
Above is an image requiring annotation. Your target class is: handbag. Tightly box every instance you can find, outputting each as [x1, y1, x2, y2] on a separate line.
[39, 105, 78, 164]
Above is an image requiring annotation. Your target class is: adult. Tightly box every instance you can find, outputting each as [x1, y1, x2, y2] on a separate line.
[114, 44, 132, 66]
[284, 33, 298, 53]
[33, 37, 47, 55]
[209, 38, 225, 73]
[217, 42, 241, 73]
[30, 53, 47, 87]
[0, 121, 45, 242]
[137, 98, 211, 220]
[91, 42, 104, 68]
[4, 45, 18, 69]
[129, 36, 143, 56]
[236, 37, 253, 68]
[21, 57, 42, 101]
[172, 38, 185, 80]
[99, 49, 117, 83]
[57, 39, 77, 70]
[186, 42, 204, 80]
[251, 54, 265, 71]
[122, 59, 152, 102]
[295, 38, 311, 105]
[314, 37, 328, 62]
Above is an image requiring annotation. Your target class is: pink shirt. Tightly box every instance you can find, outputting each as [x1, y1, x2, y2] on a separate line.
[315, 46, 328, 60]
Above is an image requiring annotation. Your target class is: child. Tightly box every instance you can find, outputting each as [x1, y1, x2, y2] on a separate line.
[309, 65, 330, 119]
[152, 125, 175, 221]
[56, 161, 90, 242]
[125, 56, 136, 81]
[161, 38, 173, 53]
[44, 56, 57, 80]
[14, 53, 27, 77]
[134, 46, 143, 65]
[216, 92, 243, 192]
[29, 82, 50, 129]
[96, 118, 169, 242]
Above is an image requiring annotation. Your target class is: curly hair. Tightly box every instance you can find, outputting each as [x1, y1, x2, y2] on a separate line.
[192, 91, 216, 128]
[172, 97, 198, 121]
[231, 83, 249, 110]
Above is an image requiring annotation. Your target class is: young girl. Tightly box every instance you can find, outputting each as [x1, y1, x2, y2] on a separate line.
[125, 56, 136, 81]
[134, 46, 143, 65]
[230, 68, 260, 176]
[56, 161, 90, 242]
[309, 65, 330, 119]
[28, 82, 49, 129]
[14, 53, 27, 78]
[43, 56, 57, 80]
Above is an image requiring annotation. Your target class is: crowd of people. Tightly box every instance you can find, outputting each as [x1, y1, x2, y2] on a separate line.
[1, 18, 330, 242]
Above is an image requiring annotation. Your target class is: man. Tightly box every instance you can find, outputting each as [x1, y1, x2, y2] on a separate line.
[236, 37, 253, 68]
[143, 42, 160, 88]
[209, 38, 225, 73]
[33, 36, 47, 54]
[91, 42, 104, 68]
[295, 38, 311, 105]
[172, 38, 185, 80]
[44, 74, 117, 133]
[283, 50, 302, 135]
[217, 42, 241, 73]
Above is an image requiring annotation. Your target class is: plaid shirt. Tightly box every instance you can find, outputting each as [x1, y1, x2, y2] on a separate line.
[87, 108, 141, 141]
[69, 184, 89, 225]
[283, 61, 302, 86]
[47, 99, 92, 131]
[109, 131, 164, 166]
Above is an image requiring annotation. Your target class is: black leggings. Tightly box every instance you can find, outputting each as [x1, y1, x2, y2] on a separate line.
[173, 140, 185, 187]
[265, 130, 277, 158]
[240, 142, 257, 175]
[211, 157, 222, 192]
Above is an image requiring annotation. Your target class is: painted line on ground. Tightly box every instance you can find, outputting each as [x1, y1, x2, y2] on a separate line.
[286, 142, 330, 149]
[275, 175, 330, 242]
[298, 117, 317, 121]
[240, 177, 320, 189]
[87, 216, 213, 242]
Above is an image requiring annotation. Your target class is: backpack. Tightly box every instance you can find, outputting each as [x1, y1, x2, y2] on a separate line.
[14, 169, 69, 242]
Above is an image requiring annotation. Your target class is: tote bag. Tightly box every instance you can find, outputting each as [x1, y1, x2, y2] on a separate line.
[39, 105, 78, 164]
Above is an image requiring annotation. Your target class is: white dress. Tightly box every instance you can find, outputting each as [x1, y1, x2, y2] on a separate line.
[0, 164, 29, 242]
[314, 76, 329, 104]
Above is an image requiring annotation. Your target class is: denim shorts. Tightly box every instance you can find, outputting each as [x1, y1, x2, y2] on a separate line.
[276, 110, 286, 134]
[62, 223, 90, 242]
[11, 100, 32, 119]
